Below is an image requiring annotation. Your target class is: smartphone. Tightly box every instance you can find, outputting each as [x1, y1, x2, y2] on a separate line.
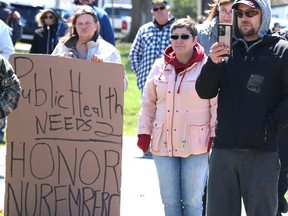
[217, 23, 232, 56]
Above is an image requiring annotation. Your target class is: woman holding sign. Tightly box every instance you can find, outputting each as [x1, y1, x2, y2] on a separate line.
[52, 5, 128, 91]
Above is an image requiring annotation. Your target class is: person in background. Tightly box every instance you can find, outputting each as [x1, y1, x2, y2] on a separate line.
[52, 5, 128, 92]
[61, 0, 115, 46]
[277, 127, 288, 216]
[197, 0, 233, 214]
[273, 27, 288, 216]
[0, 55, 21, 140]
[196, 0, 288, 215]
[198, 0, 233, 55]
[30, 8, 61, 54]
[0, 18, 15, 144]
[137, 16, 217, 216]
[0, 1, 22, 46]
[129, 0, 175, 93]
[272, 22, 281, 33]
[0, 19, 14, 60]
[130, 0, 175, 156]
[197, 15, 207, 24]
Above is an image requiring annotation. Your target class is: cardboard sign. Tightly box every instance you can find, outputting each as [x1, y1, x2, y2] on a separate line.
[5, 54, 124, 216]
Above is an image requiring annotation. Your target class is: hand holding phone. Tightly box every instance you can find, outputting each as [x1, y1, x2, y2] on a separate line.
[217, 23, 232, 57]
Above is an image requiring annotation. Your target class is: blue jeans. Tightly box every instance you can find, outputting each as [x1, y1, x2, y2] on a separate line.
[153, 153, 208, 216]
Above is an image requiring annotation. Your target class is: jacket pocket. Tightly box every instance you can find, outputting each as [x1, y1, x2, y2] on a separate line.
[188, 124, 210, 153]
[151, 122, 165, 152]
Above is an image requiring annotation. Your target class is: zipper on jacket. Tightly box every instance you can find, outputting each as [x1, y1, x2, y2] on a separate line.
[247, 39, 262, 53]
[47, 26, 51, 54]
[169, 74, 178, 155]
[182, 111, 188, 146]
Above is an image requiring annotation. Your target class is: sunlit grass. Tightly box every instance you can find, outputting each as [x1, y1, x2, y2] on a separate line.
[116, 42, 141, 136]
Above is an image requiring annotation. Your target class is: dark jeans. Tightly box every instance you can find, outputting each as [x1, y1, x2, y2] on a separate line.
[207, 148, 280, 216]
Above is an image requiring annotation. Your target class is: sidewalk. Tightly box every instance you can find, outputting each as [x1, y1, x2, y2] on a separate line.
[1, 137, 287, 216]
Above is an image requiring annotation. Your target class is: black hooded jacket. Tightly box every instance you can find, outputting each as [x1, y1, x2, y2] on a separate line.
[196, 34, 288, 152]
[30, 24, 58, 54]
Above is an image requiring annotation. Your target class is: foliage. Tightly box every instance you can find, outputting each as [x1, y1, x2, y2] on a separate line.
[170, 0, 198, 20]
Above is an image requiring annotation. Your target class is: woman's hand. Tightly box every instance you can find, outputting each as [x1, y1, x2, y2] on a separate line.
[209, 42, 230, 64]
[90, 54, 103, 63]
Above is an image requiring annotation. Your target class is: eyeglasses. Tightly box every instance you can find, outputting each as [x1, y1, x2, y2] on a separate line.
[44, 15, 54, 19]
[234, 9, 260, 18]
[170, 34, 193, 40]
[219, 8, 233, 16]
[153, 6, 166, 12]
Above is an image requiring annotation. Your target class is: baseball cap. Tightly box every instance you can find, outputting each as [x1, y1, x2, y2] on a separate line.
[151, 0, 168, 6]
[232, 0, 260, 9]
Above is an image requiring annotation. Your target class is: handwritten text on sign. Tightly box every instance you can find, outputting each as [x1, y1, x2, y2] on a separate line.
[5, 54, 124, 216]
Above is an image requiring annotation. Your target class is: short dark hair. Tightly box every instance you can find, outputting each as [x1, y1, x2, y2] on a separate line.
[170, 16, 198, 37]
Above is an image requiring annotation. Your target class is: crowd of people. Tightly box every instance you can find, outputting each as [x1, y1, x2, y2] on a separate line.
[0, 0, 287, 215]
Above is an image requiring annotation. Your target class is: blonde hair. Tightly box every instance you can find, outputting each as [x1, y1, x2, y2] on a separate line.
[206, 0, 234, 21]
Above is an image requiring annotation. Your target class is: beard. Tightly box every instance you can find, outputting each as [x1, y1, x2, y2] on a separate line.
[238, 22, 258, 37]
[239, 28, 257, 37]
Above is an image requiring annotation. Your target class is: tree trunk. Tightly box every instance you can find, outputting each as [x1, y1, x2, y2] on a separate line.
[122, 0, 152, 42]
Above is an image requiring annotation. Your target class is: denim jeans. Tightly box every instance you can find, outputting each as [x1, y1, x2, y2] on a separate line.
[153, 153, 208, 216]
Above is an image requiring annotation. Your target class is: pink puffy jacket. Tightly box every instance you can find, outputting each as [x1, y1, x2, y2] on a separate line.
[138, 57, 217, 157]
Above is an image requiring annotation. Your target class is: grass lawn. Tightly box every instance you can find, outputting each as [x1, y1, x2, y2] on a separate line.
[116, 43, 141, 136]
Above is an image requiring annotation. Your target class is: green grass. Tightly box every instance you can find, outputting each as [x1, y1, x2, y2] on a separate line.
[116, 43, 141, 136]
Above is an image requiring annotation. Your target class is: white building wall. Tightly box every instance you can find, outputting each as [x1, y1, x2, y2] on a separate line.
[272, 6, 288, 19]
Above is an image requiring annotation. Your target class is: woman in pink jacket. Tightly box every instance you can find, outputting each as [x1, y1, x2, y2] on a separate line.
[137, 17, 217, 216]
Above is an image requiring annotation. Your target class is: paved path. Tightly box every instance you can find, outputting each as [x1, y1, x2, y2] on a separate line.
[0, 137, 287, 216]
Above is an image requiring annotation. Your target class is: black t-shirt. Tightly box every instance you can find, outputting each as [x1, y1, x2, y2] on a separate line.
[245, 38, 261, 47]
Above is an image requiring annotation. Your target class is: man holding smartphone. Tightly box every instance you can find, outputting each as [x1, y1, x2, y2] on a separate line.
[196, 0, 288, 215]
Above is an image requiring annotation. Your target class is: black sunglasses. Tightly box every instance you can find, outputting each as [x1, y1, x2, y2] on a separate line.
[44, 15, 54, 19]
[153, 6, 166, 12]
[234, 9, 259, 18]
[170, 34, 192, 40]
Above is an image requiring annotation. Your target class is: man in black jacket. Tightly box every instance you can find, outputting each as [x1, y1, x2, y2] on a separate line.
[196, 0, 288, 215]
